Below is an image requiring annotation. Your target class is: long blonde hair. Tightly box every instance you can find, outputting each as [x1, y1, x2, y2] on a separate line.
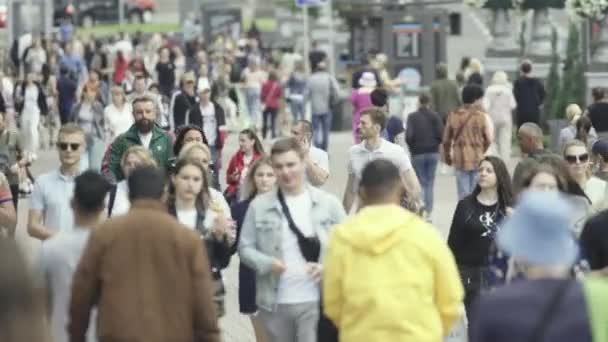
[121, 145, 157, 169]
[240, 156, 273, 200]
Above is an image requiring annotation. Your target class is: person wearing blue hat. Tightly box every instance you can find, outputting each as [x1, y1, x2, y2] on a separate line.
[470, 190, 592, 342]
[592, 139, 608, 181]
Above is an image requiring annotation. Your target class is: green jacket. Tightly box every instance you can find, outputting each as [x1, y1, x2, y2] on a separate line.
[102, 125, 173, 183]
[430, 78, 461, 118]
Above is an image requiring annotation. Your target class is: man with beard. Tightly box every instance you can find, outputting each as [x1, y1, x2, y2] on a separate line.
[102, 96, 173, 183]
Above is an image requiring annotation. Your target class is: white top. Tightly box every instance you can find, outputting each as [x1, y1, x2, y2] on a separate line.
[585, 176, 608, 212]
[23, 84, 40, 115]
[240, 153, 255, 187]
[139, 132, 153, 149]
[104, 103, 134, 140]
[347, 139, 413, 191]
[38, 228, 96, 342]
[177, 208, 198, 230]
[109, 181, 130, 217]
[308, 145, 330, 184]
[30, 169, 76, 232]
[200, 103, 217, 146]
[242, 68, 267, 90]
[277, 189, 320, 304]
[483, 84, 516, 125]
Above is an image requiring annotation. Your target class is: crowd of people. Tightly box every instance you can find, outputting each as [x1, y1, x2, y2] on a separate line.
[0, 24, 607, 342]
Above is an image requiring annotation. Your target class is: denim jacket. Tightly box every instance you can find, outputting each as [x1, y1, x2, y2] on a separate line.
[238, 185, 346, 311]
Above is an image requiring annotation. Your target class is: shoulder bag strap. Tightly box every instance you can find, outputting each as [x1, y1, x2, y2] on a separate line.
[527, 279, 572, 342]
[452, 111, 476, 144]
[107, 185, 118, 217]
[277, 189, 309, 240]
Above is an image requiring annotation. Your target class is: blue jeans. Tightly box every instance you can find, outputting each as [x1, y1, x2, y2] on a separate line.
[245, 88, 261, 128]
[412, 153, 439, 213]
[455, 169, 478, 200]
[312, 112, 332, 151]
[290, 101, 305, 124]
[80, 137, 106, 172]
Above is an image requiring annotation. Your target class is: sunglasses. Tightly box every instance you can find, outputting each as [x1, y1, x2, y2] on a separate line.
[57, 142, 80, 151]
[565, 153, 589, 164]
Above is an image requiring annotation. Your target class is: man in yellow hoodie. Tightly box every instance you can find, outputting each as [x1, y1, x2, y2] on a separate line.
[323, 159, 464, 342]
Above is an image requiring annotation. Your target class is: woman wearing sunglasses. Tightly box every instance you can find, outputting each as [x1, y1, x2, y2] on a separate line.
[563, 139, 608, 211]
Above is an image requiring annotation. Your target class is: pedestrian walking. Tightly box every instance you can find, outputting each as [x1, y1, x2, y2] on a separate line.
[177, 142, 220, 190]
[306, 61, 340, 151]
[587, 87, 608, 140]
[286, 61, 307, 124]
[225, 129, 263, 204]
[291, 120, 330, 187]
[38, 170, 111, 342]
[484, 71, 516, 161]
[430, 63, 461, 122]
[559, 104, 583, 150]
[470, 191, 592, 342]
[242, 57, 266, 129]
[168, 158, 234, 317]
[513, 61, 545, 127]
[0, 111, 23, 209]
[57, 66, 78, 125]
[350, 72, 375, 143]
[344, 108, 421, 213]
[70, 85, 106, 172]
[186, 84, 227, 186]
[448, 156, 513, 315]
[170, 72, 198, 132]
[465, 58, 484, 87]
[0, 239, 47, 342]
[261, 71, 282, 139]
[104, 85, 133, 141]
[323, 159, 464, 342]
[171, 124, 208, 164]
[239, 137, 346, 342]
[592, 140, 608, 181]
[231, 157, 276, 342]
[406, 92, 443, 217]
[0, 171, 16, 238]
[28, 124, 85, 240]
[15, 72, 47, 158]
[102, 95, 173, 183]
[563, 139, 608, 211]
[443, 84, 491, 200]
[69, 166, 221, 342]
[512, 123, 554, 194]
[107, 146, 157, 217]
[155, 47, 176, 99]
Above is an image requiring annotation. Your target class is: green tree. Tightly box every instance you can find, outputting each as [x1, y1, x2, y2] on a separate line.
[554, 22, 586, 119]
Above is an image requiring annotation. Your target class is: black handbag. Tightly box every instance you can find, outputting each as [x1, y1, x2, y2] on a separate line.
[277, 190, 320, 262]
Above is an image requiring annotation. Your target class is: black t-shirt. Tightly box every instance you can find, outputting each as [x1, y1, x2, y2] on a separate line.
[448, 195, 506, 267]
[580, 210, 608, 270]
[588, 102, 608, 133]
[156, 62, 176, 90]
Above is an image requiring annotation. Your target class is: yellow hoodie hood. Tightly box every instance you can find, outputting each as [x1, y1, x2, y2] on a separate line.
[334, 204, 415, 255]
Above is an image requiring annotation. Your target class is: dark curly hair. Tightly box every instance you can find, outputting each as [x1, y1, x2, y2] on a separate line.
[472, 156, 514, 210]
[173, 125, 209, 156]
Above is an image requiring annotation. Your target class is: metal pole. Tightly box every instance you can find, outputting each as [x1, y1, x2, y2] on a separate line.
[303, 5, 310, 73]
[327, 0, 335, 76]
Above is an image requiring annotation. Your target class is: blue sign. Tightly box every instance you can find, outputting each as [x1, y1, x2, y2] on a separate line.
[295, 0, 327, 7]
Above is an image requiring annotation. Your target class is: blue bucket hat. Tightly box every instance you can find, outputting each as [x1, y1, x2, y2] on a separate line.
[498, 190, 579, 267]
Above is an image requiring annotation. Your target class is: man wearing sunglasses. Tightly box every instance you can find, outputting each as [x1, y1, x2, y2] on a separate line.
[28, 124, 85, 240]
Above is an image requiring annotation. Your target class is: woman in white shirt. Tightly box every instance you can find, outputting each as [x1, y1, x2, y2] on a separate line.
[104, 85, 133, 141]
[108, 146, 157, 217]
[483, 71, 516, 161]
[167, 157, 234, 316]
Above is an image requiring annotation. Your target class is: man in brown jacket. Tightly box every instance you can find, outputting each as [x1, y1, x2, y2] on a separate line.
[443, 84, 491, 200]
[69, 167, 220, 342]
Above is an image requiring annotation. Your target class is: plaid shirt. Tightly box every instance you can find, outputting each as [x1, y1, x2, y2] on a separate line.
[443, 105, 490, 171]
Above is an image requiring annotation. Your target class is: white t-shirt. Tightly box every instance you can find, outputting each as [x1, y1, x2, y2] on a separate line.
[104, 103, 134, 140]
[242, 68, 267, 91]
[240, 154, 255, 186]
[109, 180, 130, 217]
[38, 228, 96, 342]
[177, 208, 198, 230]
[308, 145, 330, 184]
[347, 139, 412, 191]
[201, 103, 217, 146]
[276, 189, 320, 304]
[139, 131, 153, 149]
